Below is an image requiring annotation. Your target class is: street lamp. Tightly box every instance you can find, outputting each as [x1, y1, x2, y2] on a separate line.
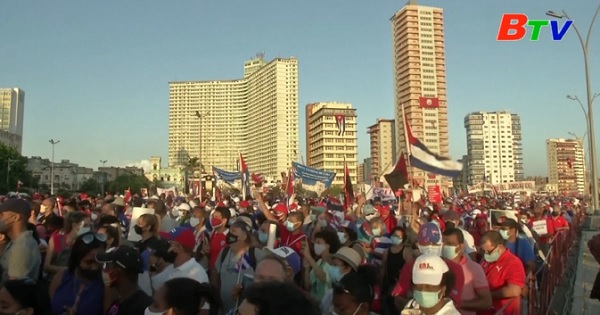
[547, 6, 600, 211]
[194, 111, 210, 197]
[49, 139, 60, 195]
[100, 160, 107, 196]
[6, 158, 17, 192]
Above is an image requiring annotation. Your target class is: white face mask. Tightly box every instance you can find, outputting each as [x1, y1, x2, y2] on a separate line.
[418, 244, 443, 256]
[314, 243, 327, 256]
[144, 306, 167, 315]
[337, 232, 347, 244]
[189, 217, 200, 227]
[91, 213, 98, 221]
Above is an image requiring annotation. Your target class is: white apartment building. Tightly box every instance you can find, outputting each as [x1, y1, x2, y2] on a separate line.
[306, 102, 358, 187]
[391, 2, 450, 191]
[547, 138, 585, 194]
[367, 119, 396, 184]
[168, 54, 299, 178]
[464, 111, 524, 185]
[0, 88, 25, 152]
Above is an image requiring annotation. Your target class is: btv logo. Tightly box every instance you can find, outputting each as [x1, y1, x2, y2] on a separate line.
[497, 14, 573, 41]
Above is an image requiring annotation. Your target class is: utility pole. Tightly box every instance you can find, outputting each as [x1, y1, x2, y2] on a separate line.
[194, 111, 210, 197]
[49, 139, 60, 195]
[100, 160, 107, 196]
[6, 158, 16, 193]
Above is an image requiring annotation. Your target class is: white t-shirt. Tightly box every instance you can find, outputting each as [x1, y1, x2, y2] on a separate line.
[459, 228, 477, 255]
[169, 258, 209, 284]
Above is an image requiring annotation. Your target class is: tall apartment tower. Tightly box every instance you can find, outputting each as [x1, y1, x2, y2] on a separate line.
[168, 54, 299, 178]
[390, 1, 450, 191]
[367, 119, 396, 184]
[464, 111, 524, 185]
[0, 88, 25, 136]
[547, 138, 585, 194]
[306, 102, 357, 187]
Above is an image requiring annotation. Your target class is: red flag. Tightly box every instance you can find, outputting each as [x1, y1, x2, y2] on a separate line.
[343, 159, 354, 210]
[383, 153, 409, 192]
[419, 96, 440, 108]
[251, 173, 264, 186]
[286, 169, 295, 208]
[123, 189, 132, 204]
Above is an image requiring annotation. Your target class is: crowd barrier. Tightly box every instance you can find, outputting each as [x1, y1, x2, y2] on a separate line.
[515, 212, 584, 315]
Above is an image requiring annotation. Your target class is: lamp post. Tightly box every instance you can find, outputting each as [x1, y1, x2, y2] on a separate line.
[6, 158, 16, 192]
[49, 139, 60, 195]
[194, 111, 210, 197]
[100, 160, 107, 196]
[547, 6, 600, 211]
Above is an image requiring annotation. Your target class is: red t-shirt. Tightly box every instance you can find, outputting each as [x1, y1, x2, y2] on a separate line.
[528, 217, 554, 243]
[391, 257, 465, 308]
[209, 229, 228, 269]
[278, 223, 306, 255]
[481, 250, 525, 315]
[550, 215, 569, 233]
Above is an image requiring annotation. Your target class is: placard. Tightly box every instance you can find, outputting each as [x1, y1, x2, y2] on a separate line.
[127, 207, 155, 242]
[531, 219, 548, 236]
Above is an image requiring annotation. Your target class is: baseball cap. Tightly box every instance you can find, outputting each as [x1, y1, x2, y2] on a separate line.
[96, 246, 143, 274]
[418, 222, 442, 245]
[412, 254, 449, 286]
[160, 227, 195, 250]
[177, 203, 191, 212]
[0, 198, 31, 218]
[442, 210, 460, 221]
[269, 246, 301, 275]
[500, 218, 520, 230]
[331, 247, 362, 271]
[272, 204, 288, 217]
[362, 204, 376, 216]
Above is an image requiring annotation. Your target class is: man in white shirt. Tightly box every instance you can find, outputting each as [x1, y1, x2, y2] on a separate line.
[443, 210, 478, 260]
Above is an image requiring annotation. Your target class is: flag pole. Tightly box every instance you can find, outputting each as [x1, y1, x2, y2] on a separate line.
[401, 103, 418, 218]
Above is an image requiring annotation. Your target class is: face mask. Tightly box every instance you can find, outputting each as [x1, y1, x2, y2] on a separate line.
[134, 225, 144, 235]
[442, 245, 459, 260]
[78, 226, 91, 236]
[418, 244, 443, 256]
[189, 217, 200, 227]
[413, 289, 442, 308]
[258, 231, 268, 244]
[499, 229, 510, 240]
[210, 218, 223, 228]
[337, 232, 347, 244]
[225, 232, 239, 245]
[144, 307, 167, 315]
[314, 243, 327, 256]
[90, 212, 98, 221]
[171, 208, 180, 218]
[391, 236, 403, 245]
[328, 266, 343, 282]
[284, 220, 296, 232]
[79, 268, 101, 280]
[372, 227, 382, 236]
[102, 270, 117, 287]
[333, 303, 363, 315]
[318, 218, 328, 227]
[484, 250, 501, 263]
[310, 214, 317, 221]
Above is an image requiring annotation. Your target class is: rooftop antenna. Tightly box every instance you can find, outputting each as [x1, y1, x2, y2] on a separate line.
[257, 52, 265, 59]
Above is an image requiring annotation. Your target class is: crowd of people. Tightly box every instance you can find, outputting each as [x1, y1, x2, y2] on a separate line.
[0, 190, 583, 315]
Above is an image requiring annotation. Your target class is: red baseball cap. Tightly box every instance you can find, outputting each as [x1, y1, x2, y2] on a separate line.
[160, 227, 195, 250]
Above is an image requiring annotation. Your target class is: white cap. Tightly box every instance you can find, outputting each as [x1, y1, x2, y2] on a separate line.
[412, 254, 449, 286]
[177, 203, 191, 212]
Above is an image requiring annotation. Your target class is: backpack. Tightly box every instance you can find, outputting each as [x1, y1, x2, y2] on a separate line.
[219, 246, 257, 271]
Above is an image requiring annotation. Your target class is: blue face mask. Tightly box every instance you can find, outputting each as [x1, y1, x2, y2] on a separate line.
[258, 231, 268, 244]
[284, 220, 296, 232]
[413, 289, 442, 308]
[391, 236, 403, 245]
[372, 227, 382, 236]
[328, 266, 343, 282]
[310, 214, 317, 221]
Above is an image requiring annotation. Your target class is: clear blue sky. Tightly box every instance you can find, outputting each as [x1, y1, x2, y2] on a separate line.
[1, 0, 598, 176]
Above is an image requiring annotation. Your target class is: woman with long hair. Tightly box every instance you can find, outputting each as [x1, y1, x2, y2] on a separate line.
[44, 212, 90, 277]
[145, 277, 221, 315]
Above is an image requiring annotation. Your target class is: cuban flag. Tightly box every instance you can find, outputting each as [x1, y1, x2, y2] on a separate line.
[335, 114, 346, 136]
[285, 169, 295, 209]
[404, 116, 463, 178]
[239, 153, 251, 199]
[236, 252, 253, 271]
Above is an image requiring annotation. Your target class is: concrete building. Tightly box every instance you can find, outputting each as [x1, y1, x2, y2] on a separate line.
[0, 88, 25, 152]
[452, 155, 469, 192]
[367, 119, 396, 185]
[97, 166, 144, 182]
[27, 157, 94, 191]
[464, 111, 523, 185]
[168, 54, 299, 178]
[547, 138, 585, 194]
[391, 2, 450, 191]
[363, 158, 373, 184]
[306, 102, 357, 187]
[144, 156, 185, 188]
[357, 162, 364, 185]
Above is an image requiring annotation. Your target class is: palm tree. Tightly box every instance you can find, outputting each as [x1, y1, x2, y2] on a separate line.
[182, 156, 204, 193]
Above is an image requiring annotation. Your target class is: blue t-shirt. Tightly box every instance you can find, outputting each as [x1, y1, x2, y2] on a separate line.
[505, 237, 535, 268]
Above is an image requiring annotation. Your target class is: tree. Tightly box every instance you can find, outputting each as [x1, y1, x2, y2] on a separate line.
[325, 185, 343, 197]
[107, 174, 151, 195]
[0, 144, 34, 194]
[80, 178, 101, 195]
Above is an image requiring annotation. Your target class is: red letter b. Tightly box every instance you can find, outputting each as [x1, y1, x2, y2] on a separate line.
[497, 13, 528, 41]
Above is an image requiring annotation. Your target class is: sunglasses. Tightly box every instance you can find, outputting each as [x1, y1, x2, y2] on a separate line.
[81, 233, 107, 244]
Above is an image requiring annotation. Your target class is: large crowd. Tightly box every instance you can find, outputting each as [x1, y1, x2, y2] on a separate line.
[0, 190, 583, 315]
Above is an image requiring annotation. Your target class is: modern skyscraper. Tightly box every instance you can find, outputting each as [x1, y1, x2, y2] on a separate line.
[390, 1, 450, 191]
[464, 111, 524, 185]
[306, 102, 357, 187]
[168, 54, 299, 178]
[367, 119, 396, 185]
[547, 138, 585, 194]
[0, 88, 24, 136]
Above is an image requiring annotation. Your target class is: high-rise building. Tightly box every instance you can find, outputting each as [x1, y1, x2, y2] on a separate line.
[390, 2, 450, 191]
[547, 138, 585, 194]
[464, 111, 523, 185]
[357, 162, 364, 185]
[168, 54, 299, 178]
[367, 119, 396, 185]
[0, 88, 24, 153]
[306, 102, 357, 186]
[363, 158, 373, 184]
